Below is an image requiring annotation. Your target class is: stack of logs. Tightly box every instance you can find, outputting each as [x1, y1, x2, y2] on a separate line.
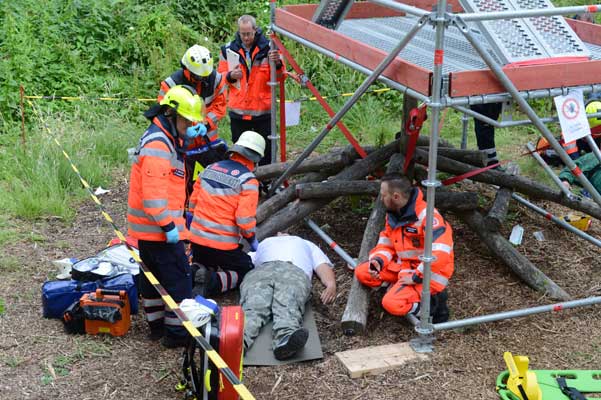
[255, 136, 600, 335]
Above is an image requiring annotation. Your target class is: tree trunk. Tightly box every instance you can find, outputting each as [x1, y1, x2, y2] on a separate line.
[417, 146, 488, 167]
[457, 210, 570, 300]
[484, 163, 520, 231]
[254, 145, 375, 181]
[413, 148, 601, 220]
[340, 153, 405, 336]
[256, 172, 330, 224]
[296, 180, 479, 211]
[256, 140, 401, 240]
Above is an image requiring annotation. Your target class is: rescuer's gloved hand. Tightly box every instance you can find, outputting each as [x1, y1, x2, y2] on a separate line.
[185, 212, 193, 229]
[186, 124, 207, 139]
[165, 227, 180, 244]
[248, 237, 259, 252]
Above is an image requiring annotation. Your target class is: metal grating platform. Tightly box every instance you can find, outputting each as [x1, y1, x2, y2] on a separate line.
[459, 0, 590, 64]
[312, 0, 355, 30]
[337, 15, 601, 73]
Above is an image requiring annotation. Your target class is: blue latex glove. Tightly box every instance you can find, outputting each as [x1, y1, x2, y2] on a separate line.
[185, 124, 207, 139]
[249, 238, 259, 252]
[165, 227, 180, 244]
[185, 211, 193, 229]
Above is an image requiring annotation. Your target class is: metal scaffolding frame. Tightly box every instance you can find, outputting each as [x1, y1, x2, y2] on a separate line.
[271, 0, 601, 352]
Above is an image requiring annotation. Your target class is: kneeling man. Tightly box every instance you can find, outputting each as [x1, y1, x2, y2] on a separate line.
[355, 173, 454, 322]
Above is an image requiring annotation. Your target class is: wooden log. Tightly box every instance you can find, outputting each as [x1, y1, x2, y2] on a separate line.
[484, 163, 520, 232]
[413, 148, 601, 220]
[256, 140, 401, 240]
[457, 210, 570, 300]
[341, 154, 405, 336]
[256, 172, 330, 225]
[417, 146, 488, 167]
[297, 180, 379, 199]
[296, 180, 479, 211]
[254, 145, 374, 181]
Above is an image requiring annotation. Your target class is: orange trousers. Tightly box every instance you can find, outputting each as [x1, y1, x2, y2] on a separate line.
[355, 261, 422, 316]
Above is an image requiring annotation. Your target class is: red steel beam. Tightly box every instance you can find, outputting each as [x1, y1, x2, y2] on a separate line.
[272, 34, 368, 158]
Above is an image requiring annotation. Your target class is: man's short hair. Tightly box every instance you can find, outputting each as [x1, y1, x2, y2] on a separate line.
[238, 15, 257, 29]
[380, 173, 413, 196]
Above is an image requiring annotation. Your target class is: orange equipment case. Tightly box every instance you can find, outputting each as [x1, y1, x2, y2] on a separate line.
[179, 305, 245, 400]
[80, 289, 131, 336]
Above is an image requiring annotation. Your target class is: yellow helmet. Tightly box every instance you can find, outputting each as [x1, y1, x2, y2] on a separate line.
[181, 45, 213, 78]
[586, 100, 601, 128]
[159, 85, 205, 123]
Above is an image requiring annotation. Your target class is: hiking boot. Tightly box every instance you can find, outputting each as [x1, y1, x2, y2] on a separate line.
[273, 328, 309, 360]
[431, 290, 450, 324]
[161, 335, 190, 349]
[191, 263, 209, 297]
[147, 325, 164, 341]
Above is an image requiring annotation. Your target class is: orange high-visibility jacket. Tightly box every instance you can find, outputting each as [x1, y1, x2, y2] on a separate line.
[188, 153, 259, 250]
[369, 188, 454, 293]
[218, 29, 284, 120]
[127, 114, 188, 241]
[157, 69, 226, 142]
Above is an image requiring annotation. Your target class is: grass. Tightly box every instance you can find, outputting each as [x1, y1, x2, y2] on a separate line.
[0, 254, 20, 273]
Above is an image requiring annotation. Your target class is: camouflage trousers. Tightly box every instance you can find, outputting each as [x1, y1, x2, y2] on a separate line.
[239, 261, 311, 349]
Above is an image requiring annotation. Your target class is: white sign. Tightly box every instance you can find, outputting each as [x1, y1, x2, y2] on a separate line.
[285, 101, 301, 127]
[554, 89, 591, 143]
[226, 48, 241, 90]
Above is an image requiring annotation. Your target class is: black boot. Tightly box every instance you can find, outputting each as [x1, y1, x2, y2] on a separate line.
[191, 263, 209, 297]
[431, 290, 449, 324]
[273, 328, 309, 360]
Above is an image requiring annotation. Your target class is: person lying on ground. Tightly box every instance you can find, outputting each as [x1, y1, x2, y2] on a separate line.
[240, 233, 336, 360]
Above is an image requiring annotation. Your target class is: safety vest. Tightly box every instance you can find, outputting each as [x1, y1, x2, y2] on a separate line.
[369, 188, 454, 293]
[188, 154, 259, 250]
[157, 69, 226, 142]
[127, 114, 188, 241]
[218, 29, 284, 120]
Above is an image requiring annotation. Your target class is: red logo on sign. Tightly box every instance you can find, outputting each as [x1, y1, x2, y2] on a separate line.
[562, 98, 579, 120]
[231, 169, 240, 176]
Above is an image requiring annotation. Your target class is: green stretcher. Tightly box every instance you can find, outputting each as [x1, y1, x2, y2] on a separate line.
[497, 370, 601, 400]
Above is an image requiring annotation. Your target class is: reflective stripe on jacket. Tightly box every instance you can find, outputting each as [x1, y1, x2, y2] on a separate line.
[369, 188, 454, 293]
[157, 69, 226, 142]
[218, 29, 284, 120]
[127, 114, 188, 241]
[188, 154, 259, 250]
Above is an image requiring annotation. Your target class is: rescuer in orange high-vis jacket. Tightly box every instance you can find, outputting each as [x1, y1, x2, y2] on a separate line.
[158, 45, 229, 198]
[188, 130, 266, 297]
[355, 173, 454, 323]
[218, 14, 285, 166]
[127, 85, 206, 348]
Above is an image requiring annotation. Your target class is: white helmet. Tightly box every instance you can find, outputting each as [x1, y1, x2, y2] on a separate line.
[181, 45, 213, 78]
[229, 131, 265, 163]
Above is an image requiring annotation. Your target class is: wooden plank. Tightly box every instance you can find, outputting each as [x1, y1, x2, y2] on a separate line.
[335, 342, 428, 378]
[450, 60, 601, 97]
[276, 8, 433, 95]
[566, 18, 601, 46]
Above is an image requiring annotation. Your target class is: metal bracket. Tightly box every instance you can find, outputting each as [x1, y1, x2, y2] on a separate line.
[418, 254, 437, 263]
[299, 74, 309, 88]
[421, 179, 441, 188]
[409, 331, 434, 353]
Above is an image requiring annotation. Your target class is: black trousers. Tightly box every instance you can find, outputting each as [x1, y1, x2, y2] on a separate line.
[191, 243, 254, 295]
[138, 240, 192, 338]
[470, 102, 502, 150]
[230, 115, 273, 166]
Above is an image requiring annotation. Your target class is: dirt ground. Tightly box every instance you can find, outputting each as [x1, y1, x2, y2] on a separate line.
[1, 178, 601, 400]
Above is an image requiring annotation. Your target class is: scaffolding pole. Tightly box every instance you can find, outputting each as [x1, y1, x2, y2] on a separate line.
[411, 2, 448, 354]
[268, 16, 428, 195]
[305, 218, 358, 268]
[434, 296, 601, 331]
[455, 15, 601, 207]
[269, 0, 279, 164]
[525, 142, 574, 199]
[512, 193, 601, 248]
